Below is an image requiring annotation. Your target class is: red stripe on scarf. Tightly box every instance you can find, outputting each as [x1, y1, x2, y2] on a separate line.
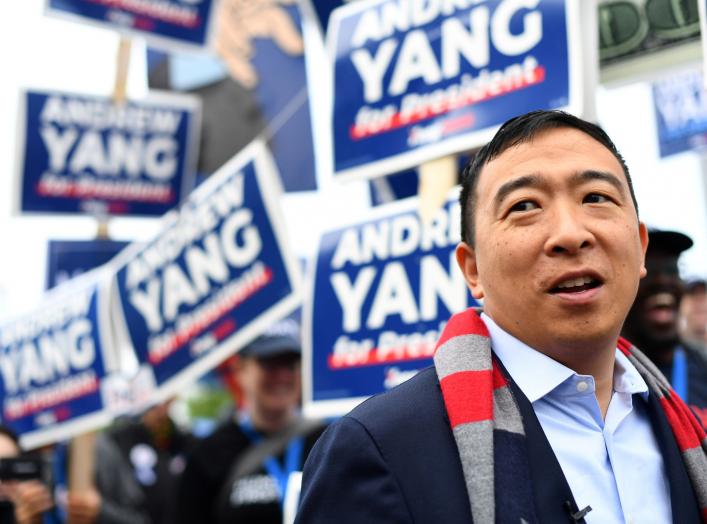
[617, 337, 633, 356]
[436, 309, 489, 350]
[440, 370, 493, 427]
[492, 362, 508, 389]
[660, 394, 706, 451]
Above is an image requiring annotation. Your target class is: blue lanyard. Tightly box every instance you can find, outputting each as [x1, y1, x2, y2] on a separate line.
[672, 346, 688, 401]
[45, 443, 67, 524]
[239, 417, 305, 508]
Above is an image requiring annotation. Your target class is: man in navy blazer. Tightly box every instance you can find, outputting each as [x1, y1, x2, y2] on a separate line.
[295, 111, 706, 523]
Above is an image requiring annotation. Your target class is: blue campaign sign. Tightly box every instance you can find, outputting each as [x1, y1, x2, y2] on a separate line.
[46, 0, 219, 50]
[46, 239, 130, 290]
[653, 68, 707, 157]
[304, 195, 479, 417]
[0, 270, 119, 449]
[110, 140, 302, 403]
[147, 1, 318, 193]
[327, 0, 585, 181]
[17, 89, 201, 218]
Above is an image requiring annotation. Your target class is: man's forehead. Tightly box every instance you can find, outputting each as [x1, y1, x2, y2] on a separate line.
[477, 129, 624, 194]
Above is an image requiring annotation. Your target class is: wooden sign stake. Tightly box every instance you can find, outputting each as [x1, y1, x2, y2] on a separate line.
[68, 432, 96, 492]
[418, 155, 457, 225]
[112, 37, 132, 104]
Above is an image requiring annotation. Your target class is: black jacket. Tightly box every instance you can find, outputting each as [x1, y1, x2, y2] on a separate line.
[296, 366, 701, 523]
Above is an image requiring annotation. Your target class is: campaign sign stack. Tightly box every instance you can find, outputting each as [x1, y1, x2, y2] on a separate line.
[0, 270, 119, 449]
[304, 195, 478, 417]
[110, 140, 303, 405]
[327, 0, 584, 180]
[46, 0, 219, 50]
[16, 89, 201, 217]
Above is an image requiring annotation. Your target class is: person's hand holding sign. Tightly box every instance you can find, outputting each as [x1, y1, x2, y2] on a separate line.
[215, 0, 304, 89]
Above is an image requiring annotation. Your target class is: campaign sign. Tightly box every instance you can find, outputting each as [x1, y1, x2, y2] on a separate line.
[46, 239, 130, 290]
[653, 68, 707, 157]
[111, 140, 302, 403]
[328, 0, 584, 180]
[0, 270, 118, 449]
[17, 89, 201, 217]
[147, 1, 318, 193]
[46, 0, 219, 51]
[304, 194, 478, 417]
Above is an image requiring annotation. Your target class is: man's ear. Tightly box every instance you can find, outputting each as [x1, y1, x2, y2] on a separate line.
[638, 222, 649, 279]
[455, 242, 484, 299]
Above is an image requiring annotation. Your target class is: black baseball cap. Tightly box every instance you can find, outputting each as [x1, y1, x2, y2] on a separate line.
[647, 229, 693, 256]
[239, 318, 301, 359]
[645, 229, 693, 276]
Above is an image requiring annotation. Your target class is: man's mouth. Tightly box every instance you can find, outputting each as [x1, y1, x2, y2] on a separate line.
[549, 275, 602, 294]
[644, 292, 677, 324]
[645, 292, 676, 309]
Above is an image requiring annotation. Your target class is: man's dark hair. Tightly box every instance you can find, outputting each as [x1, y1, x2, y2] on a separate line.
[686, 279, 706, 295]
[459, 110, 639, 247]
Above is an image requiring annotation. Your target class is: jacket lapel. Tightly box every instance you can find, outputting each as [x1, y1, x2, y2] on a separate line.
[500, 359, 583, 523]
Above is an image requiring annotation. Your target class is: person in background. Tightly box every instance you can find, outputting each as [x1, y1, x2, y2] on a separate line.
[96, 400, 195, 524]
[680, 279, 707, 354]
[177, 318, 325, 524]
[0, 425, 52, 524]
[48, 434, 151, 524]
[0, 426, 162, 524]
[622, 229, 707, 426]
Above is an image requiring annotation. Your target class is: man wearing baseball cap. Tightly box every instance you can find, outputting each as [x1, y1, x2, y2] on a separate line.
[681, 279, 707, 354]
[623, 229, 707, 426]
[177, 318, 325, 524]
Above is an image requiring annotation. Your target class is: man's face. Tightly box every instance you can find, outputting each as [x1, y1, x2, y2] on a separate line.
[682, 289, 707, 344]
[457, 127, 648, 357]
[237, 353, 301, 417]
[624, 252, 684, 352]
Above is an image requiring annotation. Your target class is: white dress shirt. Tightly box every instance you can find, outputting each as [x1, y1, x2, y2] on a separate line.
[482, 313, 672, 524]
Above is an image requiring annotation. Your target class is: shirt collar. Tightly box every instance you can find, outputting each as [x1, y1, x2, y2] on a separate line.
[481, 313, 649, 402]
[613, 350, 649, 398]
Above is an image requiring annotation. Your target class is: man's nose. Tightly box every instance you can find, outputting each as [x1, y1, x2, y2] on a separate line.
[543, 205, 594, 256]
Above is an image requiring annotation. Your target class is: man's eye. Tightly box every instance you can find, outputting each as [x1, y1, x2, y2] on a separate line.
[584, 193, 610, 204]
[509, 201, 538, 213]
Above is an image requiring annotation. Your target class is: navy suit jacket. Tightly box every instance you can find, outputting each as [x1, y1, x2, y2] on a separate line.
[295, 367, 701, 523]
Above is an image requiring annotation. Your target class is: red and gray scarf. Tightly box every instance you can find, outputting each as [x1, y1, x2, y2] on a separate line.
[433, 308, 707, 523]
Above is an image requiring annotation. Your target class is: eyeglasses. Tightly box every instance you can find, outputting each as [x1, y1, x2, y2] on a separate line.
[256, 354, 301, 371]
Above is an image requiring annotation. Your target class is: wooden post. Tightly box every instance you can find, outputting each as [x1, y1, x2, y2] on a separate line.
[66, 35, 132, 503]
[68, 432, 96, 492]
[90, 37, 133, 235]
[112, 37, 132, 104]
[418, 155, 457, 224]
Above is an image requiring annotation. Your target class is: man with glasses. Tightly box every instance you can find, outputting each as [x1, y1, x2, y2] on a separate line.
[177, 318, 324, 524]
